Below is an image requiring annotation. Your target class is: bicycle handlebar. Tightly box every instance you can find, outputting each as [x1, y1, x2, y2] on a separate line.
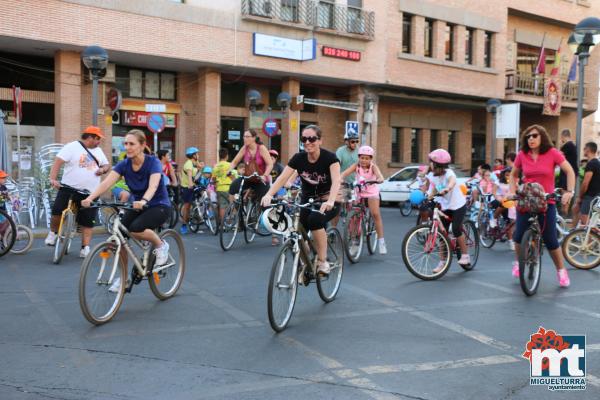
[59, 184, 90, 196]
[268, 198, 325, 214]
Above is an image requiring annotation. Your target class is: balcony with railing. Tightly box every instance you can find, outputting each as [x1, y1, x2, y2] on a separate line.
[505, 71, 585, 103]
[241, 0, 375, 40]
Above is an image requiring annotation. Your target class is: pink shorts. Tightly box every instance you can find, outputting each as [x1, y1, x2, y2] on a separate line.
[357, 186, 380, 199]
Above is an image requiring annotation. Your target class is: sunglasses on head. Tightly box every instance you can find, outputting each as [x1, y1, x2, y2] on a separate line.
[301, 135, 319, 143]
[526, 133, 540, 140]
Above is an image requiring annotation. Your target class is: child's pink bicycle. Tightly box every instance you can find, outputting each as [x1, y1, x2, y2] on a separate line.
[342, 180, 379, 263]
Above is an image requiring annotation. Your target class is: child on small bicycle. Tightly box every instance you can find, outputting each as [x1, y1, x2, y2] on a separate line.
[427, 149, 470, 272]
[341, 146, 387, 255]
[491, 168, 516, 250]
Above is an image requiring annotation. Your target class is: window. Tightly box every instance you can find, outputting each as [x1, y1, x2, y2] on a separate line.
[317, 1, 335, 29]
[430, 130, 439, 152]
[390, 168, 417, 182]
[115, 67, 177, 100]
[249, 0, 272, 17]
[347, 0, 364, 34]
[448, 130, 456, 161]
[221, 82, 246, 107]
[402, 14, 412, 53]
[424, 19, 433, 57]
[445, 24, 454, 61]
[484, 31, 493, 67]
[391, 127, 401, 162]
[465, 28, 474, 64]
[516, 43, 556, 75]
[411, 128, 419, 163]
[281, 0, 299, 22]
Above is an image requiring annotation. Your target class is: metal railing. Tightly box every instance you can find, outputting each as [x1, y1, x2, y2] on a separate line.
[241, 0, 375, 39]
[505, 71, 586, 102]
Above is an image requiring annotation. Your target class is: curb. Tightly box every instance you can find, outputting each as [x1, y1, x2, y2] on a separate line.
[32, 226, 108, 239]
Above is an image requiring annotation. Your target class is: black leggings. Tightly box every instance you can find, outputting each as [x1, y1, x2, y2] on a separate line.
[229, 178, 269, 203]
[300, 203, 341, 231]
[121, 205, 170, 233]
[441, 205, 467, 238]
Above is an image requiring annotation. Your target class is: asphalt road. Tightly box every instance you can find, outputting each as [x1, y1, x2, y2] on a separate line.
[1, 207, 600, 399]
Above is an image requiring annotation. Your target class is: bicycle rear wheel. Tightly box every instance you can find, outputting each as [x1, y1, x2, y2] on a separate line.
[53, 211, 73, 264]
[219, 202, 240, 251]
[477, 212, 496, 249]
[0, 210, 16, 257]
[188, 206, 203, 233]
[366, 213, 378, 255]
[148, 230, 186, 300]
[400, 200, 412, 216]
[343, 210, 363, 263]
[518, 229, 542, 296]
[79, 241, 127, 325]
[243, 202, 258, 243]
[460, 220, 479, 271]
[267, 241, 299, 332]
[402, 224, 451, 280]
[8, 224, 33, 254]
[317, 227, 344, 302]
[562, 228, 600, 270]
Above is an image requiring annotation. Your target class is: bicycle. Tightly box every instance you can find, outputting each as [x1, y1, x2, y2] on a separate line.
[188, 186, 217, 235]
[562, 196, 600, 270]
[401, 198, 479, 280]
[266, 199, 344, 332]
[476, 193, 513, 249]
[52, 184, 88, 265]
[219, 173, 265, 251]
[0, 209, 17, 257]
[513, 191, 559, 296]
[400, 181, 422, 217]
[3, 192, 33, 254]
[342, 180, 378, 263]
[79, 201, 185, 325]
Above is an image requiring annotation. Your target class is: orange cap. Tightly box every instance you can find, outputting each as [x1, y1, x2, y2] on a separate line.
[82, 125, 104, 138]
[0, 170, 8, 179]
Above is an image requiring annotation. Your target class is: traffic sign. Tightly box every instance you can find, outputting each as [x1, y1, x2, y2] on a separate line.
[147, 113, 166, 134]
[107, 88, 122, 115]
[345, 121, 359, 137]
[262, 118, 279, 137]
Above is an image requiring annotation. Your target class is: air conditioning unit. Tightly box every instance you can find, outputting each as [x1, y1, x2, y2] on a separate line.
[87, 63, 116, 83]
[112, 111, 120, 125]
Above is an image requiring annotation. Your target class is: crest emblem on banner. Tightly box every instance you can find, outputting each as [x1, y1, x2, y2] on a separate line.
[543, 78, 562, 116]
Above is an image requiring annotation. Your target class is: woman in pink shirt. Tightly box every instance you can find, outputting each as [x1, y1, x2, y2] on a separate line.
[509, 125, 575, 287]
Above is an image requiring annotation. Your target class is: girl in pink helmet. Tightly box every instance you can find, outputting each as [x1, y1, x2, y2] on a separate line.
[341, 145, 387, 254]
[427, 149, 471, 271]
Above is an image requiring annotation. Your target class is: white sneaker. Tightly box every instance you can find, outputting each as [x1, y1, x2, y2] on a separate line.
[79, 246, 90, 258]
[508, 240, 515, 251]
[317, 260, 330, 275]
[45, 231, 57, 246]
[433, 261, 446, 274]
[378, 240, 387, 255]
[457, 254, 471, 266]
[490, 218, 497, 228]
[109, 277, 121, 293]
[153, 241, 170, 266]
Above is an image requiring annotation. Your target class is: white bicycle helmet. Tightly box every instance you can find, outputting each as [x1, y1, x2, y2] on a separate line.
[260, 206, 293, 236]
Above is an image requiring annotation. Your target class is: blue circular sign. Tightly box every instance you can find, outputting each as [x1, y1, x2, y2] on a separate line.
[147, 113, 166, 134]
[262, 118, 279, 137]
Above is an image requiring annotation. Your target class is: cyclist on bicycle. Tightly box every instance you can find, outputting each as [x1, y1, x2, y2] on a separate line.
[82, 129, 172, 267]
[180, 147, 200, 234]
[479, 168, 499, 226]
[341, 145, 387, 254]
[427, 149, 471, 272]
[45, 126, 110, 257]
[509, 125, 575, 286]
[491, 168, 516, 250]
[262, 125, 342, 276]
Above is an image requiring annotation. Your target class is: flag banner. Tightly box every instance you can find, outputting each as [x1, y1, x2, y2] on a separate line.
[567, 56, 577, 82]
[535, 44, 546, 74]
[550, 44, 561, 76]
[543, 77, 562, 116]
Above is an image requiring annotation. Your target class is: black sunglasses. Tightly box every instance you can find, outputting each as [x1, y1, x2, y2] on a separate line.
[526, 133, 540, 140]
[350, 140, 359, 144]
[301, 136, 319, 143]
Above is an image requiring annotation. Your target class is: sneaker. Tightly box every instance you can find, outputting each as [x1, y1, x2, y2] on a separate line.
[433, 261, 446, 274]
[457, 254, 471, 266]
[45, 231, 57, 246]
[79, 246, 90, 258]
[512, 261, 519, 278]
[109, 277, 121, 293]
[558, 268, 570, 288]
[378, 240, 387, 255]
[180, 224, 188, 235]
[490, 218, 497, 228]
[508, 240, 515, 251]
[271, 236, 280, 246]
[317, 260, 330, 276]
[153, 241, 170, 266]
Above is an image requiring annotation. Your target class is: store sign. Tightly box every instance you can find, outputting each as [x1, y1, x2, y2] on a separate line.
[145, 104, 166, 113]
[121, 111, 177, 128]
[253, 33, 316, 61]
[322, 46, 361, 61]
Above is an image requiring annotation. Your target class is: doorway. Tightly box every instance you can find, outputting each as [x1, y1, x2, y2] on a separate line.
[220, 117, 245, 160]
[471, 133, 486, 172]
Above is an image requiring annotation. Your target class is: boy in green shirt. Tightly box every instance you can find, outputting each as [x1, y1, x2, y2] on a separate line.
[213, 148, 235, 223]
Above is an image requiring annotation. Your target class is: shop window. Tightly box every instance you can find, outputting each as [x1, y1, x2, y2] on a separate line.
[484, 32, 493, 68]
[424, 19, 433, 57]
[317, 1, 335, 29]
[221, 82, 247, 107]
[391, 127, 401, 163]
[281, 0, 300, 22]
[0, 101, 53, 126]
[0, 52, 54, 91]
[402, 14, 412, 54]
[411, 128, 419, 163]
[300, 85, 317, 113]
[465, 28, 474, 64]
[115, 66, 177, 100]
[445, 24, 454, 61]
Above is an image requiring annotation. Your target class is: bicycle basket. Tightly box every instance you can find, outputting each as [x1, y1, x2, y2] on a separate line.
[516, 182, 547, 214]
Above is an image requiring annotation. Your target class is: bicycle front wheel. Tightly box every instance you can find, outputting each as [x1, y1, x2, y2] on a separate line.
[317, 227, 344, 302]
[460, 220, 479, 271]
[219, 203, 240, 251]
[53, 211, 74, 264]
[562, 228, 600, 270]
[243, 202, 259, 243]
[477, 212, 496, 249]
[0, 210, 16, 257]
[400, 200, 412, 216]
[188, 206, 203, 233]
[79, 241, 127, 325]
[204, 201, 218, 235]
[148, 229, 186, 300]
[402, 224, 451, 280]
[343, 210, 363, 263]
[366, 213, 378, 255]
[8, 224, 33, 254]
[267, 241, 299, 332]
[518, 229, 542, 296]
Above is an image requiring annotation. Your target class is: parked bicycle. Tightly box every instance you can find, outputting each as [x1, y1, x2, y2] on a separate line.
[0, 209, 17, 257]
[264, 199, 344, 332]
[562, 196, 600, 270]
[401, 197, 479, 280]
[79, 201, 185, 325]
[3, 192, 33, 254]
[343, 180, 378, 263]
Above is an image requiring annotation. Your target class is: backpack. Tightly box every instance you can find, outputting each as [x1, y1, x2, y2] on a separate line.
[516, 182, 547, 214]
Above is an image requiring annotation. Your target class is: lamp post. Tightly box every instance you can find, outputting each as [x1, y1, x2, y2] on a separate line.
[486, 98, 501, 165]
[570, 17, 600, 195]
[82, 45, 109, 126]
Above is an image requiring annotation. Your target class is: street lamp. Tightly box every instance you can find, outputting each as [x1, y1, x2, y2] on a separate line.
[276, 92, 291, 110]
[571, 17, 600, 195]
[82, 45, 109, 126]
[246, 89, 262, 111]
[486, 98, 501, 165]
